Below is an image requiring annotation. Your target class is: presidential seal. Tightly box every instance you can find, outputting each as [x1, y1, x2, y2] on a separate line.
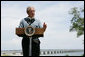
[25, 26, 35, 37]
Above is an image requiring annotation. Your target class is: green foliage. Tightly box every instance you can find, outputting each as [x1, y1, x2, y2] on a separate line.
[69, 7, 84, 37]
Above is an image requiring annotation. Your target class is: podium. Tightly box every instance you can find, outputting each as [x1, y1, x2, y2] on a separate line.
[16, 26, 45, 56]
[16, 26, 45, 37]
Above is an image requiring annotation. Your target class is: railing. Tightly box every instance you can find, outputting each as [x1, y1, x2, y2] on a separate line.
[1, 49, 84, 56]
[40, 49, 84, 56]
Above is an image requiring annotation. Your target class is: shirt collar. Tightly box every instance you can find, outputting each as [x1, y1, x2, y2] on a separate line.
[27, 16, 35, 20]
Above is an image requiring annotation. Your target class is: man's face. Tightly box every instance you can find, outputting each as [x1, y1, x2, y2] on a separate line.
[28, 7, 35, 18]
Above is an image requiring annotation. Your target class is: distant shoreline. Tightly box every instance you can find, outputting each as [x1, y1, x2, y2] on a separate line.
[1, 49, 84, 56]
[1, 49, 84, 51]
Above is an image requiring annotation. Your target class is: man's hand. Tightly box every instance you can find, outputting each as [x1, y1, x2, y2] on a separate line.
[43, 22, 47, 31]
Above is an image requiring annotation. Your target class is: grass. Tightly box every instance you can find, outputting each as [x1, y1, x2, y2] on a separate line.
[1, 55, 11, 56]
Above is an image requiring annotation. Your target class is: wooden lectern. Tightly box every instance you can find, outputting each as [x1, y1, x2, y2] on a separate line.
[16, 26, 45, 56]
[16, 26, 45, 37]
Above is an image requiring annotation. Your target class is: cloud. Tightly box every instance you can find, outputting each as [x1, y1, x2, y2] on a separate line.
[1, 37, 22, 50]
[40, 31, 84, 49]
[37, 1, 84, 49]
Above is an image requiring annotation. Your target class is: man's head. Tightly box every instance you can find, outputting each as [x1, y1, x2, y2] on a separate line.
[26, 6, 35, 18]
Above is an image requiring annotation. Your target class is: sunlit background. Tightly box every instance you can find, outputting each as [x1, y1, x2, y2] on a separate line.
[1, 1, 84, 50]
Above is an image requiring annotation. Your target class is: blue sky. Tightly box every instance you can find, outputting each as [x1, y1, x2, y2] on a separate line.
[1, 1, 84, 50]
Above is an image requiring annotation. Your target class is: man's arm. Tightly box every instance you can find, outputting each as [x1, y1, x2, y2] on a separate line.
[38, 19, 47, 31]
[17, 19, 26, 37]
[18, 19, 24, 28]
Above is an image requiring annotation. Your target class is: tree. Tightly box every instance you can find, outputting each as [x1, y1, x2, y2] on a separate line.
[69, 7, 84, 37]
